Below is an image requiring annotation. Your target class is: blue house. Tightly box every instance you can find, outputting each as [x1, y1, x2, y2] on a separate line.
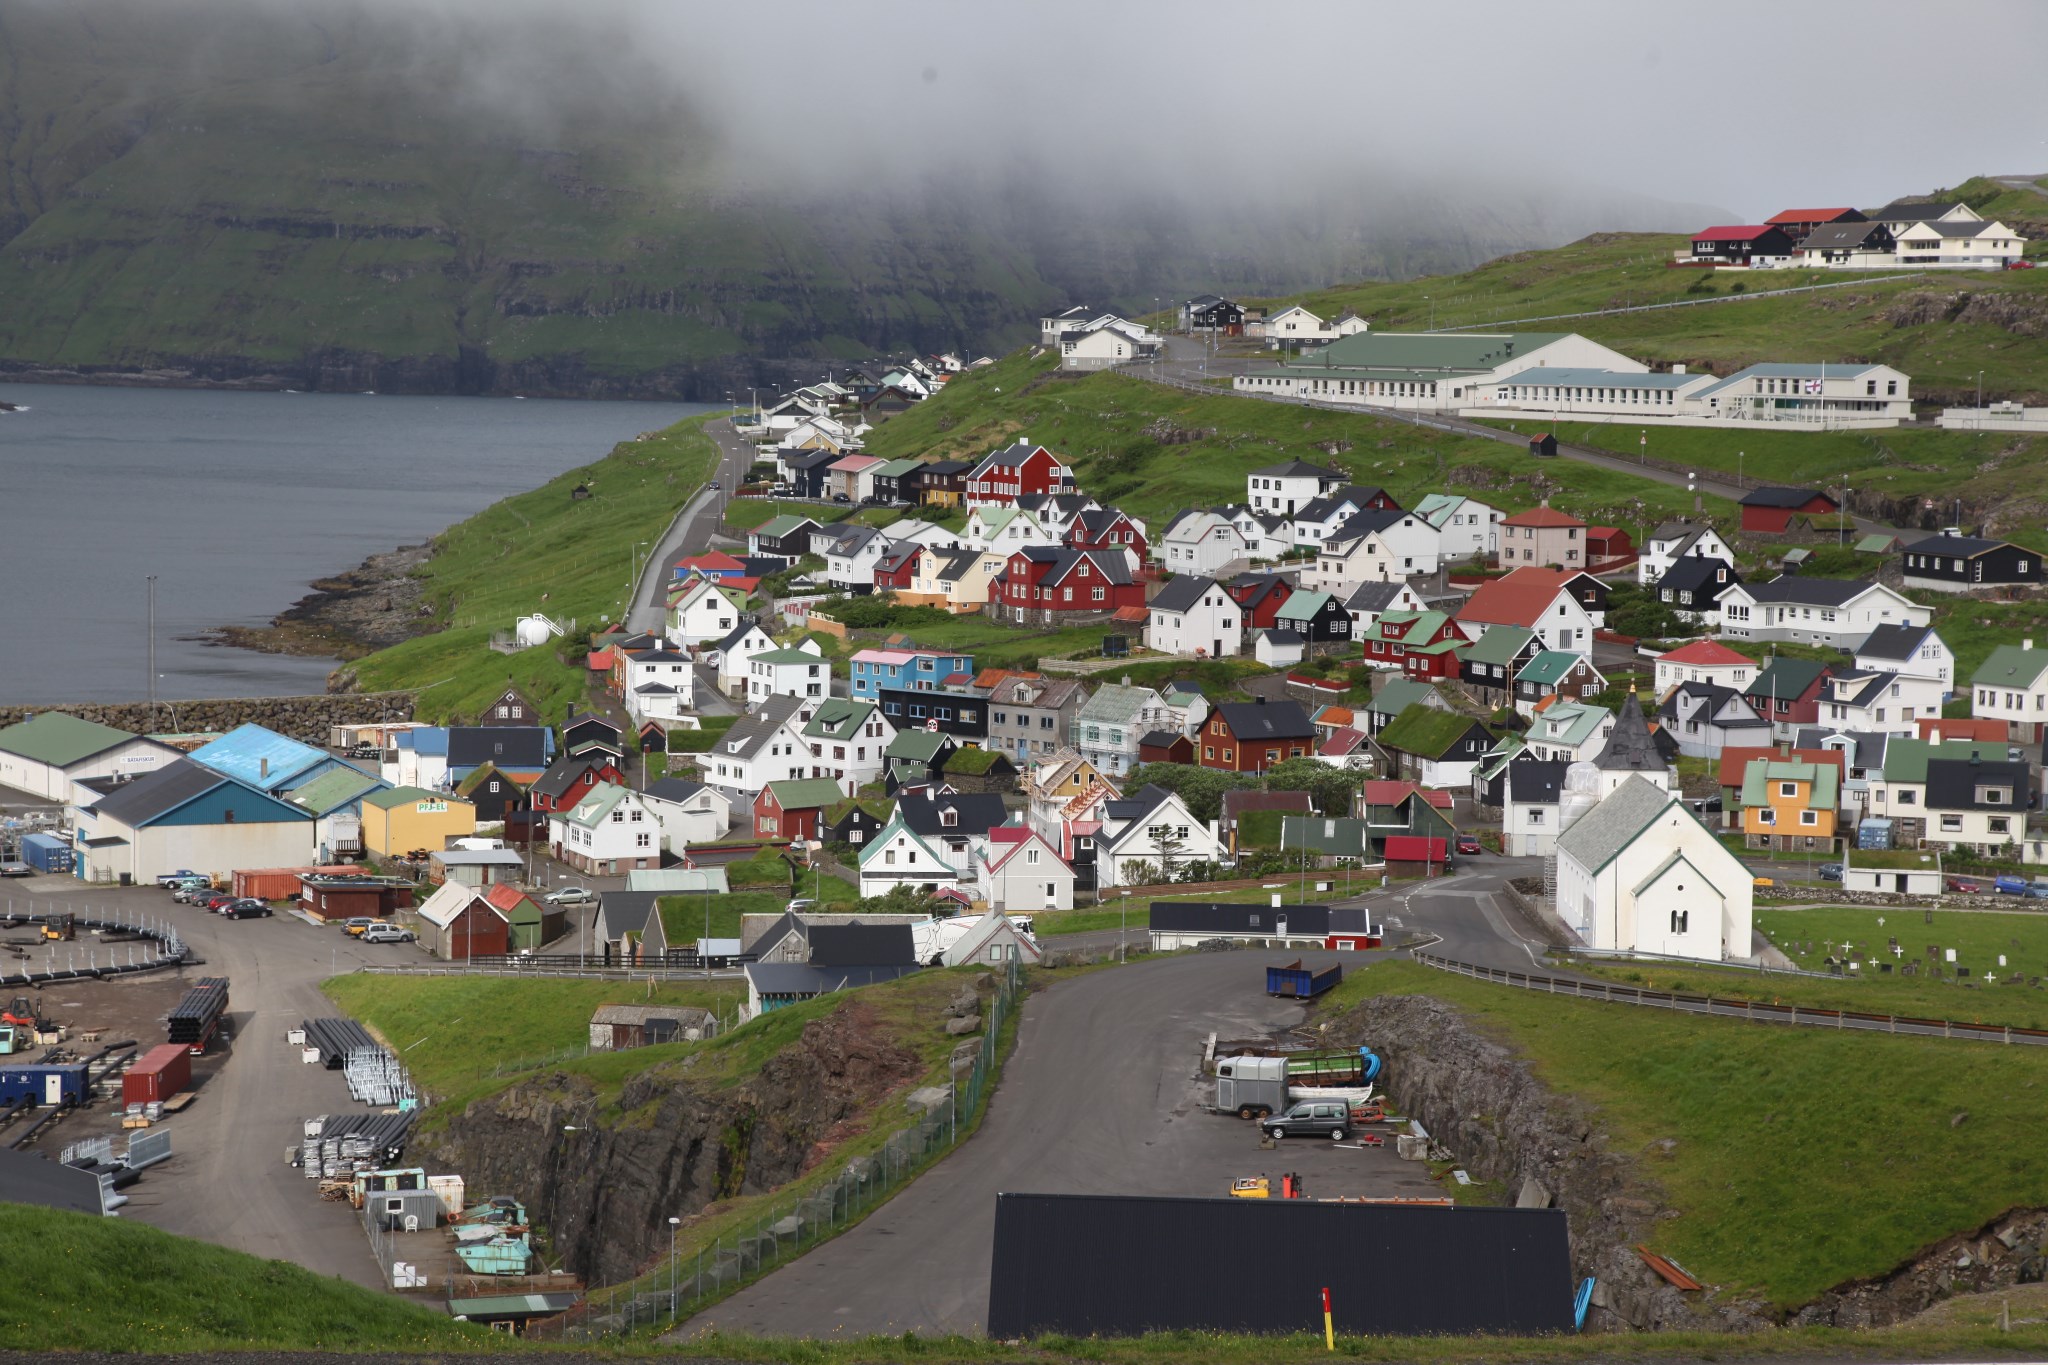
[71, 759, 314, 883]
[847, 648, 977, 701]
[188, 724, 344, 796]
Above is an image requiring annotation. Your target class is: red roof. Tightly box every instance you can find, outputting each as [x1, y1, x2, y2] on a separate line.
[1383, 835, 1446, 862]
[587, 648, 617, 671]
[1659, 640, 1750, 667]
[1417, 789, 1456, 810]
[1110, 604, 1150, 623]
[483, 883, 534, 915]
[677, 550, 745, 572]
[1917, 717, 2006, 743]
[1459, 566, 1581, 628]
[1362, 780, 1420, 807]
[1693, 225, 1778, 242]
[1716, 746, 1844, 789]
[1501, 505, 1585, 528]
[1588, 526, 1622, 539]
[1766, 208, 1857, 225]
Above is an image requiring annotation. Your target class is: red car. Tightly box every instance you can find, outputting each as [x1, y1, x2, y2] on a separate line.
[2006, 260, 2036, 270]
[1455, 835, 1482, 855]
[200, 892, 237, 911]
[1945, 875, 1986, 893]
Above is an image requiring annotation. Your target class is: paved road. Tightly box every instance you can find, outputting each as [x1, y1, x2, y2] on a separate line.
[627, 417, 755, 634]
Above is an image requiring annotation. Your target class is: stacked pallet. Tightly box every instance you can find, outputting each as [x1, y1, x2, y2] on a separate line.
[298, 1111, 414, 1179]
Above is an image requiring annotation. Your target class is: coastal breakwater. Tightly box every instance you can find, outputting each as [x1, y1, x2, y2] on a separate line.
[0, 692, 415, 744]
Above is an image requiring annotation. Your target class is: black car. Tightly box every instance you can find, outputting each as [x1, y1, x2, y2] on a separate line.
[1262, 1100, 1351, 1142]
[224, 899, 273, 919]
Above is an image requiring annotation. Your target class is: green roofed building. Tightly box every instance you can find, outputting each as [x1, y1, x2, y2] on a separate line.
[1233, 330, 1645, 413]
[0, 712, 179, 801]
[1377, 705, 1494, 786]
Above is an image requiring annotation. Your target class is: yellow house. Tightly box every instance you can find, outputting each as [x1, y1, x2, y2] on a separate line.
[360, 786, 478, 858]
[901, 545, 1005, 615]
[1027, 753, 1112, 804]
[1740, 759, 1840, 852]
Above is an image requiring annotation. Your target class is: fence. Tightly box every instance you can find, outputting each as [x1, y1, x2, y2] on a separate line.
[353, 949, 752, 981]
[1413, 950, 2048, 1047]
[528, 955, 1024, 1340]
[0, 897, 187, 983]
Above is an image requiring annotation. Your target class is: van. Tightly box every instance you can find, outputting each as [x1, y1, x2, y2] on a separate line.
[1262, 1101, 1351, 1142]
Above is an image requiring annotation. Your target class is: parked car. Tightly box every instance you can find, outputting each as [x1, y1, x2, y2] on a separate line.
[1817, 863, 1843, 881]
[1947, 875, 1987, 893]
[2024, 883, 2048, 901]
[832, 492, 851, 503]
[361, 924, 417, 944]
[154, 868, 202, 887]
[167, 875, 209, 892]
[708, 480, 721, 490]
[340, 917, 381, 936]
[544, 886, 594, 906]
[0, 862, 30, 878]
[1454, 835, 1482, 856]
[2007, 260, 2037, 270]
[172, 885, 213, 903]
[1262, 1100, 1352, 1142]
[200, 892, 237, 911]
[1995, 875, 2031, 895]
[224, 900, 273, 919]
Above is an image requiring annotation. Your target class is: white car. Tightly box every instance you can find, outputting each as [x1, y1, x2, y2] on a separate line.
[545, 886, 595, 906]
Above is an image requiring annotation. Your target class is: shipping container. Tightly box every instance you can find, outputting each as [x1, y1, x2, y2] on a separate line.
[122, 1043, 193, 1107]
[0, 1062, 90, 1107]
[19, 832, 73, 875]
[1265, 959, 1343, 999]
[232, 864, 367, 901]
[1856, 818, 1894, 851]
[428, 1174, 466, 1220]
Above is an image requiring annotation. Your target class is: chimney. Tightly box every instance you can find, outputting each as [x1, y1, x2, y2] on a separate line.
[1672, 363, 1687, 375]
[1930, 727, 1942, 744]
[261, 757, 269, 779]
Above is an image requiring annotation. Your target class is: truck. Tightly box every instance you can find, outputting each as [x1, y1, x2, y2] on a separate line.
[1265, 959, 1342, 1000]
[1212, 1047, 1385, 1120]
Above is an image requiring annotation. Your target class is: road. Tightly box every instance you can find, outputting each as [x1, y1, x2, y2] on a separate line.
[627, 416, 756, 634]
[689, 862, 1544, 1339]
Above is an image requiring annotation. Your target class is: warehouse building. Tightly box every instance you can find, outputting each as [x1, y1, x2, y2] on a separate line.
[0, 713, 177, 802]
[69, 759, 314, 884]
[359, 786, 478, 859]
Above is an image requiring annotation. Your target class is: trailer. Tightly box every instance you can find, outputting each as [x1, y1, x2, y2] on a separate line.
[1212, 1051, 1383, 1120]
[1265, 959, 1342, 999]
[167, 978, 229, 1054]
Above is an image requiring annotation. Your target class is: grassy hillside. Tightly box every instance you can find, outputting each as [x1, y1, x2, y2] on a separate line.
[0, 1204, 480, 1351]
[863, 351, 1733, 534]
[1328, 960, 2048, 1308]
[342, 413, 716, 721]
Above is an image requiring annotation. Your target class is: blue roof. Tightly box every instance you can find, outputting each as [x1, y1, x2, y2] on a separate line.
[394, 727, 450, 755]
[188, 724, 331, 791]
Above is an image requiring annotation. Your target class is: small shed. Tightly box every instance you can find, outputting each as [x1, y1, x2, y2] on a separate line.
[414, 881, 514, 960]
[356, 1168, 444, 1232]
[1382, 834, 1448, 875]
[1842, 850, 1941, 897]
[500, 889, 565, 952]
[298, 874, 416, 921]
[1528, 433, 1558, 458]
[428, 847, 524, 887]
[587, 1003, 716, 1051]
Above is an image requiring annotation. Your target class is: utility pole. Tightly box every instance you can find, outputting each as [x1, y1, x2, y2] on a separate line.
[146, 575, 158, 732]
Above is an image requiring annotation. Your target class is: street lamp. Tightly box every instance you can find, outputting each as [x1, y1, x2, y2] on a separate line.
[1737, 449, 1745, 489]
[1840, 486, 1852, 546]
[1424, 295, 1433, 331]
[669, 1215, 682, 1317]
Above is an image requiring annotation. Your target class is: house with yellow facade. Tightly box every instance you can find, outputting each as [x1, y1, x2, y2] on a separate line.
[1739, 758, 1840, 852]
[900, 545, 1006, 614]
[360, 785, 478, 859]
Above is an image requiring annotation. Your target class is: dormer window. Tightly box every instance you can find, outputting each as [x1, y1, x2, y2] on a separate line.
[941, 807, 959, 827]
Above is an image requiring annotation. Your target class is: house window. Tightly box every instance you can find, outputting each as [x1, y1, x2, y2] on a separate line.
[1779, 782, 1797, 798]
[1669, 909, 1689, 934]
[1940, 814, 1963, 833]
[1799, 811, 1817, 826]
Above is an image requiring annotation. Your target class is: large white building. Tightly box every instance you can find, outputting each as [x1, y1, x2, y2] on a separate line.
[1472, 362, 1913, 429]
[1553, 773, 1753, 962]
[70, 759, 315, 884]
[0, 714, 177, 802]
[1719, 576, 1931, 649]
[1235, 331, 1644, 413]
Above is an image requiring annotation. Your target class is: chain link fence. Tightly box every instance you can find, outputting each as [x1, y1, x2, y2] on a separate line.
[529, 956, 1022, 1340]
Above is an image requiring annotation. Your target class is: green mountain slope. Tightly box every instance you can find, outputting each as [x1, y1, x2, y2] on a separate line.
[0, 2, 1716, 399]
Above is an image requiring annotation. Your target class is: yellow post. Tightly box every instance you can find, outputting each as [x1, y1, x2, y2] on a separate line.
[1322, 1286, 1334, 1351]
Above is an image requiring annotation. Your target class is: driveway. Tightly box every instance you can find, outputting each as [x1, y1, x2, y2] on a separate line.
[628, 417, 756, 634]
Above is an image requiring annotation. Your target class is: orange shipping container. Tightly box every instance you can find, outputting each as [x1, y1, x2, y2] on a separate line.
[232, 865, 365, 900]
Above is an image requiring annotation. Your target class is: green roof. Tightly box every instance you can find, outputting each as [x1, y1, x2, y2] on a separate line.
[1739, 759, 1840, 810]
[754, 646, 828, 665]
[764, 778, 846, 810]
[1257, 330, 1570, 377]
[1518, 649, 1593, 686]
[288, 765, 386, 814]
[858, 816, 955, 872]
[1275, 591, 1334, 624]
[560, 782, 632, 827]
[1878, 738, 2007, 785]
[1405, 639, 1465, 657]
[1973, 643, 2048, 690]
[1854, 533, 1902, 554]
[886, 730, 949, 761]
[803, 698, 876, 740]
[755, 514, 815, 539]
[1745, 658, 1829, 703]
[824, 797, 893, 823]
[0, 712, 145, 768]
[942, 747, 1008, 775]
[1532, 700, 1610, 748]
[1378, 705, 1486, 760]
[1461, 625, 1535, 668]
[1278, 815, 1371, 856]
[1847, 847, 1942, 870]
[1076, 684, 1154, 725]
[874, 458, 924, 477]
[1366, 678, 1436, 717]
[362, 785, 467, 811]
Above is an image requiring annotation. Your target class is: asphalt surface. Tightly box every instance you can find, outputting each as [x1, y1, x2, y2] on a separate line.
[688, 862, 1545, 1339]
[627, 415, 755, 634]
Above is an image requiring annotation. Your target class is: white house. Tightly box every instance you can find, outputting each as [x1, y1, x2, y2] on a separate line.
[1719, 577, 1931, 649]
[640, 777, 731, 849]
[0, 714, 177, 802]
[1457, 567, 1601, 656]
[1855, 624, 1955, 696]
[1412, 494, 1502, 562]
[1503, 758, 1569, 857]
[1652, 641, 1756, 698]
[1891, 218, 2026, 269]
[975, 826, 1076, 911]
[1970, 642, 2048, 741]
[1815, 669, 1945, 738]
[699, 695, 808, 804]
[817, 524, 891, 591]
[1095, 785, 1227, 888]
[1692, 363, 1913, 427]
[857, 816, 961, 897]
[710, 622, 779, 697]
[1523, 701, 1614, 764]
[746, 639, 830, 705]
[1253, 629, 1306, 668]
[940, 907, 1045, 966]
[1342, 581, 1426, 636]
[964, 505, 1056, 554]
[1059, 324, 1159, 370]
[1157, 510, 1253, 576]
[671, 576, 750, 647]
[549, 781, 664, 875]
[1554, 774, 1754, 962]
[1245, 460, 1341, 517]
[795, 697, 892, 794]
[1311, 509, 1443, 591]
[1265, 304, 1335, 347]
[1637, 520, 1736, 586]
[1146, 576, 1242, 659]
[623, 639, 696, 721]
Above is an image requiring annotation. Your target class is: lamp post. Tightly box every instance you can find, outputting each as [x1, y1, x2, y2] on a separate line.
[1977, 370, 1985, 411]
[1737, 449, 1745, 489]
[1424, 295, 1434, 332]
[1840, 486, 1852, 546]
[145, 574, 158, 732]
[668, 1215, 682, 1318]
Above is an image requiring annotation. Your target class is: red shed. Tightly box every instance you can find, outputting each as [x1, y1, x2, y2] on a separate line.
[1739, 486, 1839, 533]
[1383, 834, 1448, 874]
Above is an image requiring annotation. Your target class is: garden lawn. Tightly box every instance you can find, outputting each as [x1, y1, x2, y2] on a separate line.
[1323, 959, 2048, 1306]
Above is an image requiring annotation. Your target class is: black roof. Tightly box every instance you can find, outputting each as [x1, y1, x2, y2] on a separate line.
[1654, 556, 1738, 595]
[1925, 758, 2031, 812]
[447, 726, 550, 769]
[530, 755, 605, 801]
[1740, 486, 1836, 509]
[1856, 622, 1934, 661]
[1902, 532, 2013, 559]
[644, 777, 708, 803]
[1344, 582, 1411, 612]
[563, 712, 623, 737]
[1743, 575, 1873, 608]
[1507, 760, 1570, 803]
[921, 459, 971, 476]
[91, 760, 241, 827]
[1104, 784, 1176, 824]
[809, 922, 918, 967]
[1802, 221, 1890, 250]
[1149, 901, 1369, 936]
[1214, 700, 1315, 741]
[895, 791, 1010, 837]
[1876, 199, 1965, 222]
[1150, 575, 1223, 613]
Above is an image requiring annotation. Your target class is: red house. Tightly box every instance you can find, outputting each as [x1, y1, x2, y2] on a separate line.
[1739, 486, 1840, 533]
[1137, 730, 1194, 765]
[753, 779, 843, 841]
[1227, 573, 1295, 630]
[872, 543, 921, 594]
[965, 441, 1075, 507]
[995, 548, 1143, 625]
[421, 883, 520, 961]
[1764, 207, 1864, 244]
[529, 754, 625, 814]
[1362, 611, 1469, 681]
[1198, 700, 1316, 774]
[1586, 525, 1635, 571]
[1066, 508, 1148, 561]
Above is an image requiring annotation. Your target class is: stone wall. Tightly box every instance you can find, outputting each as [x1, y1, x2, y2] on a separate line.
[0, 692, 415, 745]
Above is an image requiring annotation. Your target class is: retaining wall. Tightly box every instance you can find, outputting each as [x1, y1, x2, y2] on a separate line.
[0, 692, 415, 744]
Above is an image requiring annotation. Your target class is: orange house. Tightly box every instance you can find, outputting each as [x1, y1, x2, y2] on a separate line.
[1740, 758, 1841, 852]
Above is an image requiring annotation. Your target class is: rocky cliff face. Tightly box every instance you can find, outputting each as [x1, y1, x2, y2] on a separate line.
[419, 1001, 926, 1284]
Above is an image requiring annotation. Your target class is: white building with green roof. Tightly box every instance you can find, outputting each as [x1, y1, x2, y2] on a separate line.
[746, 640, 830, 705]
[549, 781, 664, 875]
[1555, 773, 1752, 961]
[1234, 331, 1642, 413]
[1971, 641, 2048, 741]
[0, 713, 178, 802]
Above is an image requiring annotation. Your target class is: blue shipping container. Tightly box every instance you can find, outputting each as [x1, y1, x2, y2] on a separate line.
[19, 832, 73, 875]
[1856, 818, 1893, 851]
[1265, 960, 1343, 999]
[0, 1063, 90, 1107]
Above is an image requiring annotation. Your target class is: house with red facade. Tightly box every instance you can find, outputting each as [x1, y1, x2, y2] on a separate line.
[1065, 508, 1148, 561]
[993, 547, 1144, 626]
[752, 778, 846, 842]
[965, 441, 1075, 507]
[528, 754, 625, 815]
[1198, 699, 1317, 773]
[1362, 610, 1470, 681]
[1739, 486, 1841, 533]
[1227, 572, 1296, 630]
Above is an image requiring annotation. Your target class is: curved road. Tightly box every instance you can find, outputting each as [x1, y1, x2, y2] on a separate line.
[626, 416, 756, 635]
[687, 864, 1542, 1339]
